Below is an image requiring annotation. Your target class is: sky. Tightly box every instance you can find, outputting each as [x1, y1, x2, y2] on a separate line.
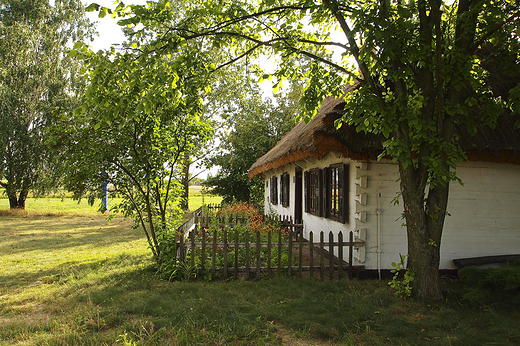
[85, 0, 148, 52]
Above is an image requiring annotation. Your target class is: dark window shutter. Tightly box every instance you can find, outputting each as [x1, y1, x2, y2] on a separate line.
[304, 171, 309, 213]
[342, 164, 349, 223]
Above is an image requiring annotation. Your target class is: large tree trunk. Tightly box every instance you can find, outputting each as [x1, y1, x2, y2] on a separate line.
[399, 162, 450, 300]
[7, 191, 27, 209]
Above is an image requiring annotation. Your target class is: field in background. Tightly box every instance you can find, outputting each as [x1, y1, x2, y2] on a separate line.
[1, 190, 519, 345]
[0, 186, 222, 214]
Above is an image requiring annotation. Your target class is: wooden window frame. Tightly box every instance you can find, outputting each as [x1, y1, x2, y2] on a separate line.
[325, 164, 349, 223]
[270, 176, 278, 205]
[280, 172, 290, 208]
[304, 164, 349, 223]
[304, 168, 322, 216]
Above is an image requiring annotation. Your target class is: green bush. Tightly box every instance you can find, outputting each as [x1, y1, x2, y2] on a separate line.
[459, 262, 520, 307]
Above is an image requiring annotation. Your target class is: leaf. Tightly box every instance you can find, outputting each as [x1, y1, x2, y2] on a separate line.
[99, 7, 108, 18]
[85, 3, 100, 12]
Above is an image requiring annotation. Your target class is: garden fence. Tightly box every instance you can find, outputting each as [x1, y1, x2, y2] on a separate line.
[175, 205, 364, 280]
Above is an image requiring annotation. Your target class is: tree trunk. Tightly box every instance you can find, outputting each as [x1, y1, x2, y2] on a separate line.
[6, 187, 28, 210]
[399, 162, 449, 300]
[8, 193, 20, 209]
[17, 190, 28, 210]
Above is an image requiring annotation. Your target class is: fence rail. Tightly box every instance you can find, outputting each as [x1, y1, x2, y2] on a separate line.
[174, 204, 364, 280]
[177, 226, 364, 280]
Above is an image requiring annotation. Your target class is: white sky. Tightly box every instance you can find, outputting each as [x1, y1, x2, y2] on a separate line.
[85, 0, 148, 51]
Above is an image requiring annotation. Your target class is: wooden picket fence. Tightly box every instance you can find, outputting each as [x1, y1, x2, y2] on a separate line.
[175, 205, 364, 280]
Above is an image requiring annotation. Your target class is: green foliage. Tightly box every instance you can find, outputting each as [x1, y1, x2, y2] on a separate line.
[0, 0, 93, 209]
[88, 0, 520, 299]
[388, 254, 415, 299]
[157, 202, 295, 281]
[52, 13, 214, 262]
[204, 78, 298, 204]
[459, 262, 520, 307]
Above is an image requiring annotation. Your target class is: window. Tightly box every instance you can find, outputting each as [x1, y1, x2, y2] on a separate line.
[305, 164, 349, 223]
[280, 172, 290, 207]
[326, 164, 348, 223]
[304, 169, 322, 216]
[270, 176, 278, 205]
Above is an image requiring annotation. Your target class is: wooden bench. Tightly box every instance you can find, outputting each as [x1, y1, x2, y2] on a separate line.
[453, 254, 520, 271]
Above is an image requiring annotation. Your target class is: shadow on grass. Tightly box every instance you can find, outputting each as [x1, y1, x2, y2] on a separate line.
[42, 265, 520, 346]
[0, 216, 143, 255]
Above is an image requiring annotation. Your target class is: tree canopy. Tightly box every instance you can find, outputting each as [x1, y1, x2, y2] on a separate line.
[0, 0, 93, 209]
[98, 0, 520, 299]
[204, 71, 299, 204]
[56, 1, 216, 263]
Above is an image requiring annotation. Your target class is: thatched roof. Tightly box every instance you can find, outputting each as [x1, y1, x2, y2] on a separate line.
[248, 86, 520, 179]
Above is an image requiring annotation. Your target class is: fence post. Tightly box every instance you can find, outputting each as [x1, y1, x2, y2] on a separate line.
[256, 231, 261, 279]
[179, 230, 185, 261]
[329, 231, 334, 280]
[288, 229, 293, 278]
[338, 232, 344, 279]
[267, 231, 272, 277]
[201, 229, 206, 272]
[277, 228, 282, 275]
[298, 231, 303, 277]
[349, 231, 353, 279]
[190, 226, 196, 267]
[245, 230, 250, 280]
[309, 231, 314, 278]
[223, 230, 228, 280]
[320, 231, 325, 280]
[234, 228, 239, 280]
[211, 229, 217, 278]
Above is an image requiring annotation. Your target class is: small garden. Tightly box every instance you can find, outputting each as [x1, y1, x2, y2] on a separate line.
[160, 202, 299, 281]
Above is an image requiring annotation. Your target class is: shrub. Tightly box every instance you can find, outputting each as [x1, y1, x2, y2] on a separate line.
[159, 202, 296, 281]
[459, 262, 520, 307]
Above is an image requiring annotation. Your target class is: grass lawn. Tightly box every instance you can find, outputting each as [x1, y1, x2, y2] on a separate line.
[1, 198, 519, 345]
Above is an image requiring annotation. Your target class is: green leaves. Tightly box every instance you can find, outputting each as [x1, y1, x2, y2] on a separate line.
[85, 3, 100, 12]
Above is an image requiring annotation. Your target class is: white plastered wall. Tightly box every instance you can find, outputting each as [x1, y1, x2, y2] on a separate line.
[262, 158, 520, 270]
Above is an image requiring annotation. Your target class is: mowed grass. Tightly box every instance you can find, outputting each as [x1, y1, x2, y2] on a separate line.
[1, 195, 520, 345]
[0, 185, 222, 214]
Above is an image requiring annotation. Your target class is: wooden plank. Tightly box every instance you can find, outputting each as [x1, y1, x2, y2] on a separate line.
[349, 231, 353, 279]
[338, 232, 343, 279]
[234, 228, 239, 279]
[298, 231, 303, 278]
[190, 226, 196, 267]
[245, 230, 250, 280]
[329, 231, 334, 280]
[223, 230, 228, 280]
[278, 228, 282, 275]
[256, 231, 261, 279]
[201, 229, 206, 271]
[320, 231, 325, 280]
[211, 229, 217, 277]
[288, 230, 293, 278]
[453, 254, 520, 268]
[267, 231, 272, 277]
[309, 231, 314, 278]
[179, 231, 185, 261]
